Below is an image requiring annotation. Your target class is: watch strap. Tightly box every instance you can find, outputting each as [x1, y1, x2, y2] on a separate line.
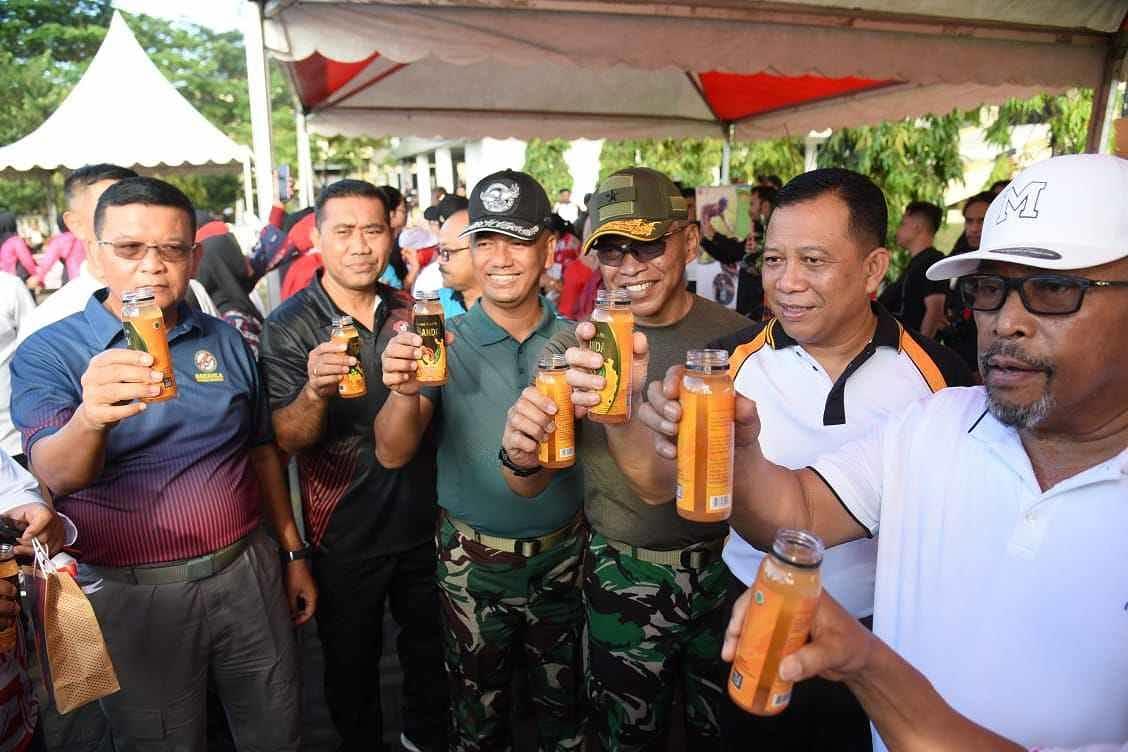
[281, 545, 311, 562]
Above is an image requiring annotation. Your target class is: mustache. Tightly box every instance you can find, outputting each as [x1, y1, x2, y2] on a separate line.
[979, 341, 1055, 376]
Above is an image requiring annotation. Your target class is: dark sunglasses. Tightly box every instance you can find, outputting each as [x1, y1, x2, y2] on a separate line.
[959, 273, 1128, 315]
[591, 224, 689, 267]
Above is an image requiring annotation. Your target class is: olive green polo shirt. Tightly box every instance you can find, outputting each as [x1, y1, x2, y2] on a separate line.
[421, 298, 582, 538]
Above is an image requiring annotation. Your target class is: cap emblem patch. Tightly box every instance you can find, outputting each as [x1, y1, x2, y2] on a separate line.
[480, 181, 520, 213]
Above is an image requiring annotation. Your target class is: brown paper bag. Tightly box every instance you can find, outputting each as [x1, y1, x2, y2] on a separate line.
[28, 546, 119, 713]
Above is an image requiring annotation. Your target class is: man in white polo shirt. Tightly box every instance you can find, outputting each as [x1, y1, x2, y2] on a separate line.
[643, 167, 971, 750]
[646, 153, 1128, 750]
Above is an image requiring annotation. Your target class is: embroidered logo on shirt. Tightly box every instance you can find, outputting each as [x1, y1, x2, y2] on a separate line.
[193, 349, 224, 383]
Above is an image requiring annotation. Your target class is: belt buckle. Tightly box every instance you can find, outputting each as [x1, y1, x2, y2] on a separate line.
[184, 557, 214, 581]
[681, 548, 711, 569]
[516, 539, 542, 557]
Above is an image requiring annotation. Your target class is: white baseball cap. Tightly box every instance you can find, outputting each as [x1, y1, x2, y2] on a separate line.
[928, 154, 1128, 281]
[398, 226, 439, 250]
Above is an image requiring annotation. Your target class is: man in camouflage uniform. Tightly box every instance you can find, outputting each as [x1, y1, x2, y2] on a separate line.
[502, 168, 750, 749]
[376, 170, 584, 751]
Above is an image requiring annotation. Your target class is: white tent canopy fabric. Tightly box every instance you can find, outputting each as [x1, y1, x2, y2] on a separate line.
[295, 56, 1056, 142]
[0, 12, 249, 177]
[261, 0, 1127, 142]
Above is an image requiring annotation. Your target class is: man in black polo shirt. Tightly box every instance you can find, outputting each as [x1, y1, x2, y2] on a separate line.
[259, 180, 447, 752]
[879, 201, 947, 337]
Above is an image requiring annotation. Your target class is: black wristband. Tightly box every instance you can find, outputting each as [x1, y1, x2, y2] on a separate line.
[281, 545, 311, 563]
[498, 447, 543, 477]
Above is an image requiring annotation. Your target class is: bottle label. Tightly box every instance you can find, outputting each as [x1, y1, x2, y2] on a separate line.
[676, 385, 734, 517]
[338, 336, 366, 396]
[414, 314, 446, 382]
[590, 321, 628, 417]
[123, 316, 176, 398]
[537, 374, 575, 465]
[729, 575, 819, 713]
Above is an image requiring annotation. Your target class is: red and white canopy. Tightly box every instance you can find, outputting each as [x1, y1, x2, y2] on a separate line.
[263, 0, 1128, 141]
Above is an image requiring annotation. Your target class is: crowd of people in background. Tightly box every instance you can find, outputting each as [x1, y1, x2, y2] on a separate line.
[0, 153, 1124, 752]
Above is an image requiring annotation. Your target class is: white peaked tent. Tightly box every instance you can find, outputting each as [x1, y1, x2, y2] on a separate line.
[0, 12, 252, 208]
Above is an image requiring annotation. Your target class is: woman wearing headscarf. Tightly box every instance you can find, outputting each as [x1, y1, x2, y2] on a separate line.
[196, 232, 264, 357]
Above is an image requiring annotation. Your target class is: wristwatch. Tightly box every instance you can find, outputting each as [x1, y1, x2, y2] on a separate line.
[498, 447, 543, 477]
[281, 544, 312, 563]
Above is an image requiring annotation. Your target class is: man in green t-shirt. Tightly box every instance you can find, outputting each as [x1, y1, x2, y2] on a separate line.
[501, 167, 749, 749]
[376, 170, 584, 751]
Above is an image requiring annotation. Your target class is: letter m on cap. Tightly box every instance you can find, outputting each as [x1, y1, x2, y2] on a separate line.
[996, 181, 1047, 225]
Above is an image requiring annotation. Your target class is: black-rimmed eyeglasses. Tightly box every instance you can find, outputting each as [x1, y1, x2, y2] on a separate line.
[438, 246, 470, 262]
[959, 273, 1128, 315]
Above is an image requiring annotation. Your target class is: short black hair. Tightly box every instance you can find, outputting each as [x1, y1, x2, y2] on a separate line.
[558, 188, 570, 195]
[764, 175, 783, 190]
[376, 185, 404, 211]
[93, 176, 196, 238]
[64, 164, 138, 206]
[990, 179, 1010, 193]
[680, 186, 696, 200]
[964, 191, 994, 214]
[904, 201, 942, 235]
[751, 185, 777, 207]
[436, 194, 469, 224]
[774, 168, 887, 251]
[315, 179, 387, 227]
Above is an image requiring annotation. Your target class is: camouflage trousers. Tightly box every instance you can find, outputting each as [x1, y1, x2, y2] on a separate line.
[584, 533, 730, 751]
[436, 517, 586, 752]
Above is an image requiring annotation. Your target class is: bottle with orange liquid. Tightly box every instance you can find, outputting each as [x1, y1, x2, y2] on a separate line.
[331, 316, 367, 399]
[536, 354, 575, 468]
[121, 287, 177, 402]
[413, 290, 447, 386]
[729, 529, 824, 716]
[587, 288, 633, 424]
[676, 349, 734, 522]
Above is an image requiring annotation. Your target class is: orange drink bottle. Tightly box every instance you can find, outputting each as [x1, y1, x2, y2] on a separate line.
[413, 290, 447, 386]
[728, 529, 824, 716]
[331, 315, 367, 399]
[587, 288, 633, 424]
[536, 353, 575, 468]
[121, 287, 177, 402]
[676, 349, 734, 522]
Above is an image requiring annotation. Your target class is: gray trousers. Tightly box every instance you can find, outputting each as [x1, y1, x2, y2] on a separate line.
[76, 528, 301, 752]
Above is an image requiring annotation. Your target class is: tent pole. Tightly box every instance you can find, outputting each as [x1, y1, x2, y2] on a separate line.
[243, 0, 275, 219]
[1085, 34, 1126, 153]
[720, 123, 733, 184]
[241, 154, 255, 223]
[295, 108, 315, 208]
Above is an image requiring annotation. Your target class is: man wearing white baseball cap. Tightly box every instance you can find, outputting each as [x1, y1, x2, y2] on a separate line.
[646, 153, 1128, 750]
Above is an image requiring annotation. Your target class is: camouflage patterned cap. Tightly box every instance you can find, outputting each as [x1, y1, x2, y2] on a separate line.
[582, 167, 689, 254]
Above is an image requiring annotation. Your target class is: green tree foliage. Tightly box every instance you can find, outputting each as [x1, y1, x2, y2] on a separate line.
[599, 138, 722, 186]
[598, 136, 803, 188]
[985, 90, 1094, 156]
[728, 139, 805, 184]
[523, 139, 572, 195]
[818, 112, 967, 271]
[0, 0, 385, 217]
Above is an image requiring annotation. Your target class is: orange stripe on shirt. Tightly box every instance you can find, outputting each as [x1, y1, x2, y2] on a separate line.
[728, 325, 771, 381]
[899, 330, 947, 393]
